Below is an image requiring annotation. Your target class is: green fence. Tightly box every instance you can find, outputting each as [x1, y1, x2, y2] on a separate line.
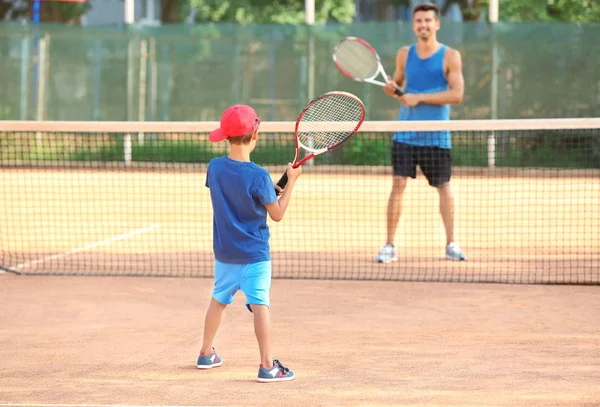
[1, 21, 599, 122]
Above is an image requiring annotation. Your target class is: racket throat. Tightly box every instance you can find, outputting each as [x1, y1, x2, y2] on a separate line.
[298, 143, 328, 155]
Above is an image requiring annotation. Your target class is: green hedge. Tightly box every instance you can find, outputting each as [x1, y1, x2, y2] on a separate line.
[2, 131, 598, 169]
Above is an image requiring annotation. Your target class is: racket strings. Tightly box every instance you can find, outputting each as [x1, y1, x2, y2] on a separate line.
[297, 94, 364, 152]
[334, 40, 380, 79]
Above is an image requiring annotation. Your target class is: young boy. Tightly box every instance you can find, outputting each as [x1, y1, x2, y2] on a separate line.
[197, 104, 301, 383]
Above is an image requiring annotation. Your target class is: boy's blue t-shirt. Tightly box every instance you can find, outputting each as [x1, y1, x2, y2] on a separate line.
[205, 156, 278, 264]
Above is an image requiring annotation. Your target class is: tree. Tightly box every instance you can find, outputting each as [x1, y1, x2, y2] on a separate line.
[1, 0, 28, 20]
[440, 0, 483, 21]
[442, 0, 600, 23]
[162, 0, 191, 23]
[191, 0, 356, 24]
[507, 0, 600, 23]
[0, 0, 90, 24]
[39, 1, 91, 24]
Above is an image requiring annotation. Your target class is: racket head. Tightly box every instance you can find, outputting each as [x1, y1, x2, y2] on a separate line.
[292, 91, 366, 167]
[332, 36, 383, 82]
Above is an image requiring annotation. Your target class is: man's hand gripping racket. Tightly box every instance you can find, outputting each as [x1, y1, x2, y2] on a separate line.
[275, 91, 366, 192]
[332, 36, 403, 96]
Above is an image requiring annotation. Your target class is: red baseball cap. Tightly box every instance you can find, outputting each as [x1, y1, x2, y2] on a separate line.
[209, 105, 260, 142]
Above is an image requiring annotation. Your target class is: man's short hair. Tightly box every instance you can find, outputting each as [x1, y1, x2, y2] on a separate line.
[413, 2, 440, 19]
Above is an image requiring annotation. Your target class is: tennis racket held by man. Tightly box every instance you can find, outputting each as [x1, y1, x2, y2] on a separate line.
[332, 36, 403, 96]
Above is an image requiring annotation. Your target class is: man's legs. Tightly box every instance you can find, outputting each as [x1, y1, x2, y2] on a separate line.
[419, 146, 466, 261]
[436, 181, 454, 245]
[386, 175, 408, 245]
[377, 175, 408, 263]
[376, 142, 415, 263]
[436, 181, 466, 261]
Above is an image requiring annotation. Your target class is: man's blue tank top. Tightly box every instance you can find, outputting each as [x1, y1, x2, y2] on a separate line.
[393, 43, 451, 149]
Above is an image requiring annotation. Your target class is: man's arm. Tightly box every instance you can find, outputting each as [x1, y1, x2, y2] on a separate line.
[383, 47, 408, 97]
[416, 48, 464, 105]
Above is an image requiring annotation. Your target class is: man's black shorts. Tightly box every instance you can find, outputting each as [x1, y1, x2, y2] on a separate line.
[391, 141, 452, 187]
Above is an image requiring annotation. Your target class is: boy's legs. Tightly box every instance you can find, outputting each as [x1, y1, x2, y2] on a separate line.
[248, 304, 273, 368]
[197, 260, 241, 368]
[242, 261, 295, 381]
[241, 261, 273, 366]
[200, 297, 227, 355]
[251, 305, 295, 382]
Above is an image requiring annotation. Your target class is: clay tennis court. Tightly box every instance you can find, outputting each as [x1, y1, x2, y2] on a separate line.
[1, 167, 598, 282]
[1, 167, 600, 406]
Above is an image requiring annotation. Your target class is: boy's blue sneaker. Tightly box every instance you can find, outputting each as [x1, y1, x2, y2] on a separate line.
[196, 348, 223, 369]
[257, 359, 295, 382]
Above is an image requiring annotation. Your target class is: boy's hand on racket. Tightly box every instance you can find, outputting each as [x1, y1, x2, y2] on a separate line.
[274, 91, 364, 194]
[274, 184, 283, 196]
[274, 164, 302, 196]
[286, 163, 302, 181]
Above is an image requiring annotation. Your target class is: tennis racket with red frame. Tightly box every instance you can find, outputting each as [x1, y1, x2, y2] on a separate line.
[275, 91, 366, 191]
[332, 36, 403, 96]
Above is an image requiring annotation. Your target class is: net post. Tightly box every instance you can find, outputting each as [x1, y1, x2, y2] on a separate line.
[124, 0, 135, 25]
[487, 130, 496, 168]
[126, 33, 137, 164]
[232, 31, 240, 105]
[127, 36, 136, 123]
[161, 43, 170, 120]
[306, 26, 316, 166]
[138, 39, 148, 145]
[124, 133, 132, 166]
[305, 2, 315, 165]
[35, 34, 49, 150]
[92, 39, 102, 120]
[20, 35, 30, 120]
[305, 0, 315, 25]
[149, 36, 158, 123]
[489, 0, 499, 23]
[488, 6, 499, 168]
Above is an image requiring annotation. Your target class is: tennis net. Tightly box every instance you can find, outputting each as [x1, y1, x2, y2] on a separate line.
[1, 119, 599, 284]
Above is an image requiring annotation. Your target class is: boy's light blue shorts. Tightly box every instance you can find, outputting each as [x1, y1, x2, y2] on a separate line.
[212, 260, 271, 312]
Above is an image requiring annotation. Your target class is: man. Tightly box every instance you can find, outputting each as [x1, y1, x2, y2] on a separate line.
[376, 2, 467, 263]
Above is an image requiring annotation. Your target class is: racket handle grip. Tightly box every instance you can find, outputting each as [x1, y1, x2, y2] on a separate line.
[275, 171, 288, 195]
[394, 88, 404, 97]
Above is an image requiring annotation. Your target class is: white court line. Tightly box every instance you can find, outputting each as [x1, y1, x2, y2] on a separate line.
[12, 224, 161, 270]
[0, 405, 227, 407]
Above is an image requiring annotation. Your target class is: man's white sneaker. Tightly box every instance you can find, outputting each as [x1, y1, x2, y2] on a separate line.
[376, 244, 398, 263]
[446, 242, 467, 261]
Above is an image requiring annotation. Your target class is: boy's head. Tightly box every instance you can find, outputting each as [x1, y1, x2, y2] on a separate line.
[209, 105, 260, 145]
